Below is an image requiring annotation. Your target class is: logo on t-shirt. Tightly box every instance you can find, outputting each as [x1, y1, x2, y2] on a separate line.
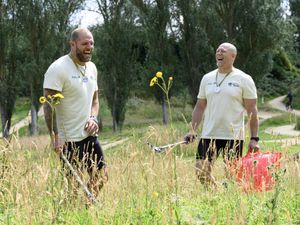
[82, 76, 89, 83]
[228, 82, 239, 87]
[207, 82, 216, 85]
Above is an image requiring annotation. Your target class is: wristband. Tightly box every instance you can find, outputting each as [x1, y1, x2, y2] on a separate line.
[89, 116, 98, 124]
[250, 137, 259, 142]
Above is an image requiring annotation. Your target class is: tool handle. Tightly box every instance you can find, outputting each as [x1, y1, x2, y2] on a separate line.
[60, 153, 98, 204]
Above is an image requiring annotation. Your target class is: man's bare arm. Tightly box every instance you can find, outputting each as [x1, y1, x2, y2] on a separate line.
[90, 91, 99, 117]
[191, 98, 207, 132]
[184, 98, 207, 143]
[244, 98, 259, 151]
[43, 88, 60, 136]
[244, 99, 259, 137]
[85, 91, 99, 135]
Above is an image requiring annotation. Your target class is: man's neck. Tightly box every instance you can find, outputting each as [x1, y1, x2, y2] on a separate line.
[218, 66, 233, 74]
[69, 52, 85, 66]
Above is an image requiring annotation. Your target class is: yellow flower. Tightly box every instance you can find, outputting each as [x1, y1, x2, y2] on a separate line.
[156, 71, 163, 78]
[39, 96, 46, 104]
[150, 77, 158, 87]
[152, 192, 159, 198]
[169, 76, 173, 81]
[52, 93, 64, 99]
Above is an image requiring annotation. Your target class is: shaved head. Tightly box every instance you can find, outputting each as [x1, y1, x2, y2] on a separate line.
[219, 42, 237, 55]
[70, 27, 92, 41]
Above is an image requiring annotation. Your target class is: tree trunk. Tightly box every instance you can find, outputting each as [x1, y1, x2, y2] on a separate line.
[98, 116, 103, 132]
[30, 104, 38, 136]
[162, 97, 168, 125]
[0, 106, 10, 138]
[112, 88, 118, 132]
[112, 102, 117, 132]
[112, 117, 117, 132]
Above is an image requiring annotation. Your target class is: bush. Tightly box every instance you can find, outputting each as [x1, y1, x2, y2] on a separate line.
[291, 85, 300, 110]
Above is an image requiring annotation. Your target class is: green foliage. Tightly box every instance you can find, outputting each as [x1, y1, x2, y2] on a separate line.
[132, 0, 180, 124]
[290, 0, 300, 51]
[234, 0, 294, 81]
[257, 51, 300, 97]
[95, 1, 141, 132]
[291, 86, 300, 109]
[174, 0, 216, 105]
[0, 0, 24, 137]
[10, 98, 31, 125]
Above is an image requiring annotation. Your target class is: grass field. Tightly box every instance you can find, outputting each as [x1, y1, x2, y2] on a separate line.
[0, 97, 300, 224]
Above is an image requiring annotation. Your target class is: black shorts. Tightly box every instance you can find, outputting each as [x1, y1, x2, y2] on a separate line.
[196, 138, 244, 162]
[62, 136, 106, 172]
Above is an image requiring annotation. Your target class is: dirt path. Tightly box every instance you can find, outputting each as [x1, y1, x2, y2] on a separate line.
[258, 95, 300, 147]
[0, 107, 44, 137]
[267, 95, 300, 116]
[263, 95, 300, 136]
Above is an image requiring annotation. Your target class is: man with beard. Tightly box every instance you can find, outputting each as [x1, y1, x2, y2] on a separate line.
[43, 28, 108, 200]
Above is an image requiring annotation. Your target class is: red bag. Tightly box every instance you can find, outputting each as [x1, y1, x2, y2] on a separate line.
[235, 150, 282, 192]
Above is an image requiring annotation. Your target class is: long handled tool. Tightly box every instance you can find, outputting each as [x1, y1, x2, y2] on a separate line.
[60, 153, 98, 204]
[147, 140, 187, 153]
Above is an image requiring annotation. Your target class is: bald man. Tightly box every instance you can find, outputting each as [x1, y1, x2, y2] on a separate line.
[43, 27, 107, 198]
[185, 42, 259, 184]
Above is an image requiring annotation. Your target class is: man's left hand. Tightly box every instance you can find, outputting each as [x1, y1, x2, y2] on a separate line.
[248, 139, 260, 152]
[85, 119, 99, 136]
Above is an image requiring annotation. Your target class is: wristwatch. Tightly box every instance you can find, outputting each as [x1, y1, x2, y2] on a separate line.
[250, 137, 259, 142]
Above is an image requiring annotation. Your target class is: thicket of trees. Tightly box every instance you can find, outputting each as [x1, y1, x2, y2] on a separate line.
[1, 0, 300, 137]
[0, 0, 85, 137]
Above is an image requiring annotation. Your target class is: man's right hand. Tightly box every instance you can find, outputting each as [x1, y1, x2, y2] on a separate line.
[52, 133, 63, 155]
[184, 133, 197, 143]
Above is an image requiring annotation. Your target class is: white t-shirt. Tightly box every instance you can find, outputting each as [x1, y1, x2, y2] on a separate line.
[197, 68, 257, 140]
[43, 55, 98, 142]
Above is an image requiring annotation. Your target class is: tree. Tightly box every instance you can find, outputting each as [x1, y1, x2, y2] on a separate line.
[289, 0, 300, 52]
[132, 0, 177, 124]
[0, 0, 23, 138]
[173, 0, 215, 105]
[95, 0, 140, 131]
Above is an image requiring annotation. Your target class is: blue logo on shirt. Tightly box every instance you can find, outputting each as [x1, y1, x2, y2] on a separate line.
[228, 82, 239, 87]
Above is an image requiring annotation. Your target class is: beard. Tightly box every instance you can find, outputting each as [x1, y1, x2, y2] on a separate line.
[76, 47, 92, 62]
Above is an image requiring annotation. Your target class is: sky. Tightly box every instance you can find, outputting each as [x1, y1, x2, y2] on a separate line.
[70, 1, 103, 28]
[71, 9, 103, 28]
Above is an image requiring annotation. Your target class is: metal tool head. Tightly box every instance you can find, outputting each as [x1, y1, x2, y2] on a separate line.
[147, 140, 187, 153]
[147, 142, 163, 153]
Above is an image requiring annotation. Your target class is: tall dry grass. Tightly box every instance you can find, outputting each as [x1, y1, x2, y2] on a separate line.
[0, 127, 299, 224]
